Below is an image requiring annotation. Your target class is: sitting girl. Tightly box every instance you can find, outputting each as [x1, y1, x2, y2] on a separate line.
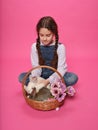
[18, 16, 78, 96]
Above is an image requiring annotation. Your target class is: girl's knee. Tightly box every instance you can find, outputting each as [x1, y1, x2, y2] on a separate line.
[64, 72, 78, 86]
[18, 72, 27, 83]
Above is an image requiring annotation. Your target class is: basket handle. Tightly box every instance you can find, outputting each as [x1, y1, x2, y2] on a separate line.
[22, 65, 65, 86]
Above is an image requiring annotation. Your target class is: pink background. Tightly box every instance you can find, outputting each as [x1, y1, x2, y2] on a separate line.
[1, 0, 98, 130]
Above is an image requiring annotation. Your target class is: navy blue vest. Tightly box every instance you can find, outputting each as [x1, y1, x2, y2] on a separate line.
[40, 45, 55, 79]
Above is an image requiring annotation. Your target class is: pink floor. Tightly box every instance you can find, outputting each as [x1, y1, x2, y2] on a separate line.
[1, 57, 98, 130]
[1, 0, 98, 129]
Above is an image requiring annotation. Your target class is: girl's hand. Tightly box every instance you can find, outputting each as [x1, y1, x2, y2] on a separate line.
[37, 79, 50, 87]
[42, 79, 50, 87]
[35, 79, 50, 93]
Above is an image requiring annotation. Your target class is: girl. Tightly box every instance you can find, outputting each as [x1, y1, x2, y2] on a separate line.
[19, 16, 78, 95]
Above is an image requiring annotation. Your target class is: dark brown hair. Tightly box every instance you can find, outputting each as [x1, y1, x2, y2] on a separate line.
[36, 16, 59, 69]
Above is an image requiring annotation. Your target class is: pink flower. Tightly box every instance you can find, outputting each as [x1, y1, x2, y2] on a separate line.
[50, 80, 67, 102]
[56, 92, 66, 102]
[58, 80, 66, 93]
[67, 86, 76, 96]
[50, 87, 61, 97]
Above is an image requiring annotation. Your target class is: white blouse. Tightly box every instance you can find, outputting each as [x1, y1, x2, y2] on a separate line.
[31, 42, 68, 83]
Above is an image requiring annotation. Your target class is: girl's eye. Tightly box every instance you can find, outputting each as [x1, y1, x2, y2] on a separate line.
[46, 34, 51, 37]
[40, 34, 44, 37]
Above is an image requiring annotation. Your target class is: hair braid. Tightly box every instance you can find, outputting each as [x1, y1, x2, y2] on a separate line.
[36, 38, 45, 65]
[51, 33, 59, 69]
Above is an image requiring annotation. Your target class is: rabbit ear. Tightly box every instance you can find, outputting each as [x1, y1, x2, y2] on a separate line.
[30, 88, 36, 98]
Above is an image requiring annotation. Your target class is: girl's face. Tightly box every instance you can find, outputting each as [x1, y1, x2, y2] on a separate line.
[39, 28, 54, 46]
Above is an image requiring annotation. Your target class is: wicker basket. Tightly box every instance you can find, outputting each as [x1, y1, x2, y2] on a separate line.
[22, 65, 65, 111]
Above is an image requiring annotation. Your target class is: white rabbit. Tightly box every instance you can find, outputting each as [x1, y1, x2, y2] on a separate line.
[24, 76, 47, 94]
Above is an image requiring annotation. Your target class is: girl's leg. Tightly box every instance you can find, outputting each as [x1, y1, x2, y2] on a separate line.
[18, 72, 30, 85]
[63, 72, 78, 87]
[63, 72, 78, 96]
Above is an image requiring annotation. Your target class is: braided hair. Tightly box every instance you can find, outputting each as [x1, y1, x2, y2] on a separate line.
[36, 16, 59, 69]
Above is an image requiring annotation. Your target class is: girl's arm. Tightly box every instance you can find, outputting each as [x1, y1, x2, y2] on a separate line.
[48, 44, 68, 83]
[31, 43, 50, 86]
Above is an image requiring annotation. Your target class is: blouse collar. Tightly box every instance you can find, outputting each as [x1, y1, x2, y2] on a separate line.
[41, 41, 55, 46]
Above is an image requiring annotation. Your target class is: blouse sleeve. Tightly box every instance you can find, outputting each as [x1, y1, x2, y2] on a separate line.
[31, 43, 42, 77]
[48, 44, 68, 83]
